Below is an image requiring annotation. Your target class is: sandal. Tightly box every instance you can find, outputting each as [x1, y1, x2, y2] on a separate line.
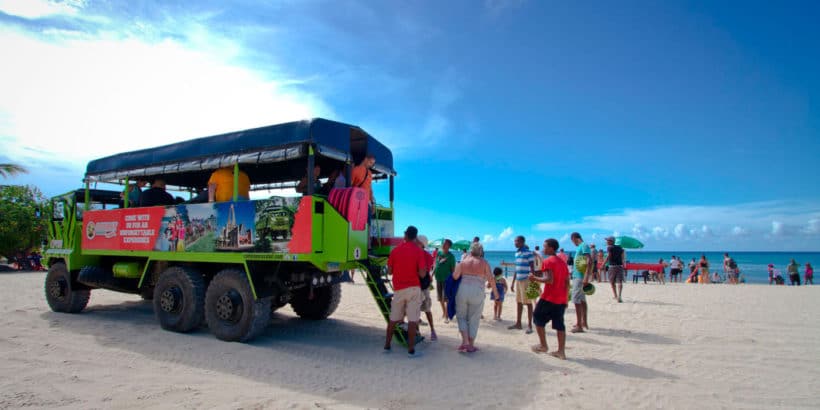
[570, 326, 584, 333]
[466, 345, 478, 353]
[457, 344, 468, 353]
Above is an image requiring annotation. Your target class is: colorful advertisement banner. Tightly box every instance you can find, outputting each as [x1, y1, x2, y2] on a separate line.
[81, 197, 305, 253]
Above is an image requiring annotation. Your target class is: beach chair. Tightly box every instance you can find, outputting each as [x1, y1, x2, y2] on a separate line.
[633, 270, 649, 284]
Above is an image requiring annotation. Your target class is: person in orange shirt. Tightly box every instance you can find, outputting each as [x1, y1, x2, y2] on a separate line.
[350, 153, 376, 209]
[208, 166, 250, 202]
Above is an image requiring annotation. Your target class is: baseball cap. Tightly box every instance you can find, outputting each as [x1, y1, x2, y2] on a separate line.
[417, 235, 429, 247]
[605, 236, 615, 242]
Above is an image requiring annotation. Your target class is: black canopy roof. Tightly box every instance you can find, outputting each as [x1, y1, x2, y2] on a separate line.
[85, 118, 395, 188]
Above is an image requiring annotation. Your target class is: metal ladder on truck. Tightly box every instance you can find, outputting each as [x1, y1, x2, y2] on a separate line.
[361, 258, 422, 347]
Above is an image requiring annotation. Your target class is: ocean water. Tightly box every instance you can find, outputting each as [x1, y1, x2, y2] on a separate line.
[479, 250, 819, 285]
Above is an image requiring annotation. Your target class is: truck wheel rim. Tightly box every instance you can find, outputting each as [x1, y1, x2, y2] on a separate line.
[160, 287, 182, 313]
[48, 278, 67, 301]
[215, 290, 243, 323]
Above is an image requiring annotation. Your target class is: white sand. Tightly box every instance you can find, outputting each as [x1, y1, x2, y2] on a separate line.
[1, 270, 818, 409]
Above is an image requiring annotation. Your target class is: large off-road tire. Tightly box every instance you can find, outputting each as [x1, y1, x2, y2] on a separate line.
[290, 283, 341, 320]
[45, 262, 90, 313]
[205, 269, 270, 342]
[153, 266, 205, 333]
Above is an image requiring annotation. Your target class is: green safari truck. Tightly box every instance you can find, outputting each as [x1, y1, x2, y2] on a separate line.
[44, 118, 403, 343]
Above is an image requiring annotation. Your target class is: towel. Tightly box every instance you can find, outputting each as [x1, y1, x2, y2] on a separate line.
[444, 274, 461, 320]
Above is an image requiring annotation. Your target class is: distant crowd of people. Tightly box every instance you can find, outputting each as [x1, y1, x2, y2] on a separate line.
[5, 251, 44, 271]
[767, 259, 813, 285]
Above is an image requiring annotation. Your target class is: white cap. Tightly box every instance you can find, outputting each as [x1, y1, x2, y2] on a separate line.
[417, 235, 429, 247]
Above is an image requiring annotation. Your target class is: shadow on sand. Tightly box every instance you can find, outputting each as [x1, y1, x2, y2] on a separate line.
[590, 327, 680, 345]
[571, 357, 678, 380]
[44, 298, 561, 408]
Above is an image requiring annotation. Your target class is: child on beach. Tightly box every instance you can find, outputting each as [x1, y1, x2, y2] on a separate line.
[768, 264, 785, 285]
[805, 263, 813, 285]
[489, 267, 507, 320]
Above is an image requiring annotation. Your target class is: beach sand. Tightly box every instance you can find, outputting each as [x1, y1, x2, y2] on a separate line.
[1, 270, 818, 409]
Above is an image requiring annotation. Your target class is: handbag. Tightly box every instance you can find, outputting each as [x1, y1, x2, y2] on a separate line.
[420, 273, 432, 290]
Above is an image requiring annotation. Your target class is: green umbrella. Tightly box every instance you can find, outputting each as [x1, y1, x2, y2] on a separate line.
[451, 240, 472, 251]
[615, 235, 644, 249]
[428, 238, 444, 248]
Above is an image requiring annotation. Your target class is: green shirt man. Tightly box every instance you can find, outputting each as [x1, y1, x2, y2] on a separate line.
[434, 250, 456, 282]
[433, 243, 456, 320]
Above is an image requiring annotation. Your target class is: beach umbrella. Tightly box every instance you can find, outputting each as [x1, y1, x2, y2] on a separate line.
[451, 240, 472, 251]
[428, 238, 444, 248]
[615, 235, 644, 249]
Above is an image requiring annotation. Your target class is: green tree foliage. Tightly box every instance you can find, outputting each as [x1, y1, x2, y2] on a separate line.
[0, 185, 48, 259]
[0, 163, 28, 178]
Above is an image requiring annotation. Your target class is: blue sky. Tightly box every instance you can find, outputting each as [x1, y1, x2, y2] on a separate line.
[1, 0, 818, 251]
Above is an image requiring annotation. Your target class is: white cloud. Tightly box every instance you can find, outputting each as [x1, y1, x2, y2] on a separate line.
[771, 221, 785, 236]
[804, 219, 820, 234]
[0, 19, 332, 175]
[532, 201, 820, 250]
[0, 0, 83, 19]
[498, 227, 513, 240]
[481, 226, 515, 246]
[652, 226, 668, 238]
[701, 225, 713, 237]
[418, 73, 462, 145]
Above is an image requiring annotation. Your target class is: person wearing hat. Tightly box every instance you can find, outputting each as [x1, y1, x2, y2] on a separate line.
[604, 236, 625, 302]
[384, 226, 428, 358]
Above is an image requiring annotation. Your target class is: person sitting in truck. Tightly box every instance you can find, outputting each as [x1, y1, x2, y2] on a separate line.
[296, 164, 322, 194]
[208, 166, 250, 202]
[139, 178, 176, 207]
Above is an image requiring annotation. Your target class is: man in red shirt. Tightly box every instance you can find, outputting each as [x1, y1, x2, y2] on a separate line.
[384, 226, 428, 357]
[528, 238, 569, 360]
